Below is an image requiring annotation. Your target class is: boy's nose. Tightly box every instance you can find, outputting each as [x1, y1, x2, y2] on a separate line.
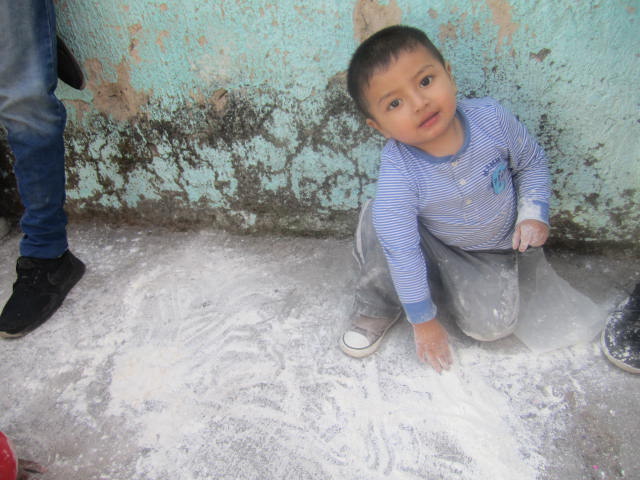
[410, 90, 428, 112]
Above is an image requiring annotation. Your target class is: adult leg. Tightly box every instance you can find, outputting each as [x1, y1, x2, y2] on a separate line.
[0, 0, 84, 338]
[0, 0, 67, 258]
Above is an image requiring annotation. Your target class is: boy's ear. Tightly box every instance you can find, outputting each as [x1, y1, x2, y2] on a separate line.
[366, 117, 390, 138]
[446, 62, 457, 89]
[445, 61, 453, 75]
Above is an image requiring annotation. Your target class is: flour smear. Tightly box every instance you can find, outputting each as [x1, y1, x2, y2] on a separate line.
[0, 227, 626, 480]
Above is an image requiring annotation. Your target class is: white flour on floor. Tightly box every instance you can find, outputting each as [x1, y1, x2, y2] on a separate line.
[0, 227, 623, 480]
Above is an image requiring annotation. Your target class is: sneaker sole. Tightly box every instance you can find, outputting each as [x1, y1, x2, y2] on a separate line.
[339, 312, 401, 358]
[600, 329, 640, 374]
[0, 255, 86, 339]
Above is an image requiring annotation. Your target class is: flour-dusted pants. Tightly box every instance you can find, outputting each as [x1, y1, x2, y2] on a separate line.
[353, 200, 526, 341]
[0, 0, 68, 258]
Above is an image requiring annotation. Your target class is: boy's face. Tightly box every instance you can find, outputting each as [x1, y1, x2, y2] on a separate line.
[363, 45, 460, 155]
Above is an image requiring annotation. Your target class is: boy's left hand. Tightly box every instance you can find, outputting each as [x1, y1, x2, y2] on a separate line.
[512, 219, 549, 252]
[413, 318, 452, 373]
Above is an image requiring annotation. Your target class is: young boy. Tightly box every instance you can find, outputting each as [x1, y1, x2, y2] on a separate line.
[340, 25, 551, 372]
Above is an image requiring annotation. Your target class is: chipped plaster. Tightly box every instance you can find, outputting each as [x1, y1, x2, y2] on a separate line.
[486, 0, 519, 53]
[353, 0, 402, 42]
[84, 59, 150, 123]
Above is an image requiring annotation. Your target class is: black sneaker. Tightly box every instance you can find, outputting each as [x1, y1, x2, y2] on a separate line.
[57, 35, 86, 90]
[0, 251, 85, 338]
[601, 282, 640, 374]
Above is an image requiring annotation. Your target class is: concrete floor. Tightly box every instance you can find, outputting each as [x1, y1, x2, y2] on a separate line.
[0, 223, 638, 480]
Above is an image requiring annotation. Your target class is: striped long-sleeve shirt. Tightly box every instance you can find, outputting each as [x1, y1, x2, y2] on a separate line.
[372, 97, 551, 324]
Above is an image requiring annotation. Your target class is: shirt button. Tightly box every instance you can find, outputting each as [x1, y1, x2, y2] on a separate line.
[451, 161, 459, 167]
[465, 199, 473, 206]
[459, 179, 467, 186]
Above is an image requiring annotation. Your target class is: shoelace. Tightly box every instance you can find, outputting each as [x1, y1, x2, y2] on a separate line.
[14, 259, 50, 290]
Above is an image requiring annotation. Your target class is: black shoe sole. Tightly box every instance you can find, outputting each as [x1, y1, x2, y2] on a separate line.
[601, 328, 640, 374]
[600, 287, 640, 374]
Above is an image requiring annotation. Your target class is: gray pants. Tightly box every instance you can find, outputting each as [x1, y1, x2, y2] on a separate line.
[353, 201, 524, 341]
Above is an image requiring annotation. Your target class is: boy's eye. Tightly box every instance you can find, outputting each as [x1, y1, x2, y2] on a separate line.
[420, 76, 432, 87]
[388, 99, 401, 110]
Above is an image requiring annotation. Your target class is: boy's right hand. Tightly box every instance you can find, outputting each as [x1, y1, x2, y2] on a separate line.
[412, 319, 452, 373]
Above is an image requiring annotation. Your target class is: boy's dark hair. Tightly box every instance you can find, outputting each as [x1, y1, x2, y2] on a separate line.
[347, 25, 446, 117]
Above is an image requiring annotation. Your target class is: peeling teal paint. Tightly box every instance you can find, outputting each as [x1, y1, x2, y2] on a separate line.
[38, 0, 639, 246]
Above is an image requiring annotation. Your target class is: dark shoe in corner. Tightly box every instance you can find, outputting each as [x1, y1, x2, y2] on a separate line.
[0, 251, 85, 338]
[601, 282, 640, 374]
[57, 35, 86, 90]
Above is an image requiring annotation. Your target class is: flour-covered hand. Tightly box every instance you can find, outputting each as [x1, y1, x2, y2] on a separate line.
[512, 219, 549, 252]
[413, 318, 452, 373]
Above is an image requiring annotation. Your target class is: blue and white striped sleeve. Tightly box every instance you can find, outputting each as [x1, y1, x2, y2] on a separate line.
[495, 102, 551, 225]
[372, 153, 437, 324]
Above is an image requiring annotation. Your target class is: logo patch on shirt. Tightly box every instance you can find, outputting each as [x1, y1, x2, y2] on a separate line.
[482, 158, 503, 176]
[491, 163, 509, 194]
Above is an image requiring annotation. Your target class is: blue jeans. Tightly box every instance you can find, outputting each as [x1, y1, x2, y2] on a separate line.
[0, 0, 68, 259]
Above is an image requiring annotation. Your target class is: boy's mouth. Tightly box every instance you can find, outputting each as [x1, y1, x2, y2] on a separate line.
[419, 111, 439, 129]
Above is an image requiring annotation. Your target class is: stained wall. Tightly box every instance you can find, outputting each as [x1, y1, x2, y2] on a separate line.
[4, 0, 639, 248]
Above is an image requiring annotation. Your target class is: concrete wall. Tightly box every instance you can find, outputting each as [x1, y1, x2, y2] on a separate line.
[3, 0, 639, 248]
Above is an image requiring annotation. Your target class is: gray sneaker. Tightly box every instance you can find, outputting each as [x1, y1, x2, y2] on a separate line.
[340, 312, 402, 358]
